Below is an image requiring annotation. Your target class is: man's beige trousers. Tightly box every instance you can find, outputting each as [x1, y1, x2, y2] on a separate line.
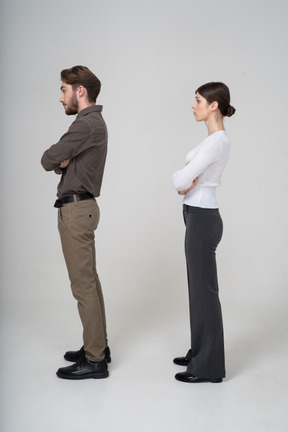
[58, 198, 108, 362]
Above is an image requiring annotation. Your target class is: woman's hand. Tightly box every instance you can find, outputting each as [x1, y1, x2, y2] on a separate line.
[178, 177, 199, 195]
[59, 159, 70, 169]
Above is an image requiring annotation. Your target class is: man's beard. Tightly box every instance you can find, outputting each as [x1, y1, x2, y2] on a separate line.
[65, 92, 78, 115]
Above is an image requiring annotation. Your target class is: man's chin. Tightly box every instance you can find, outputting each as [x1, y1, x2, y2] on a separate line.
[65, 109, 77, 116]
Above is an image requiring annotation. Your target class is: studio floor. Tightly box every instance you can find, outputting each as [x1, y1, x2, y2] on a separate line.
[1, 299, 287, 432]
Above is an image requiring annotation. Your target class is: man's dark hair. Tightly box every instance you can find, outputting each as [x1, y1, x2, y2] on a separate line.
[61, 66, 101, 103]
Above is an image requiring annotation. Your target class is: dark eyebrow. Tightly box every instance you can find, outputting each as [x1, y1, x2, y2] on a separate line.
[60, 86, 65, 91]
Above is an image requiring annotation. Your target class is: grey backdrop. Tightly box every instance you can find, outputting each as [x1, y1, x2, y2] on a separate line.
[0, 0, 287, 429]
[1, 0, 287, 319]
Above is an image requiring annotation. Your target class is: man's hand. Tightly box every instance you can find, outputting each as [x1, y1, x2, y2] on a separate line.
[59, 159, 70, 169]
[178, 177, 199, 195]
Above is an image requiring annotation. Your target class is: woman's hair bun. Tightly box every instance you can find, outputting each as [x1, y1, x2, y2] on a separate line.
[226, 105, 236, 117]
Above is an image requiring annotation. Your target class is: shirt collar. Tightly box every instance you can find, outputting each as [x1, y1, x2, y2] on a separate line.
[77, 105, 103, 119]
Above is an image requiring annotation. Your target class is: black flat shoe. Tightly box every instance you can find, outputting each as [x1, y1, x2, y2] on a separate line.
[64, 346, 111, 363]
[57, 356, 109, 380]
[175, 371, 222, 383]
[173, 349, 191, 366]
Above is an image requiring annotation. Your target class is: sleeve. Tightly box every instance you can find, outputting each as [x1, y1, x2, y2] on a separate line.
[41, 120, 91, 171]
[172, 136, 222, 191]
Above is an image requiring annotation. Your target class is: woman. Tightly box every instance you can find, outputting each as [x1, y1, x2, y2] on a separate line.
[172, 82, 235, 383]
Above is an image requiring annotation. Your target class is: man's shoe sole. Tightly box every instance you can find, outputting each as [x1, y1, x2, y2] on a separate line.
[56, 370, 109, 380]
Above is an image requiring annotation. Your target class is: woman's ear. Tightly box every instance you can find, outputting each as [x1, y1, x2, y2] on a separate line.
[210, 101, 219, 111]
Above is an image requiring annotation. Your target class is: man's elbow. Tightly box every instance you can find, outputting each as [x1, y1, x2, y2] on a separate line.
[41, 153, 54, 171]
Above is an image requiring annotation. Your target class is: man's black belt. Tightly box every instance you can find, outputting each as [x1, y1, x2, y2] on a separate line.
[54, 193, 94, 208]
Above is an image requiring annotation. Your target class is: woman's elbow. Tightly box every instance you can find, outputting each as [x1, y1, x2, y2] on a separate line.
[172, 173, 185, 191]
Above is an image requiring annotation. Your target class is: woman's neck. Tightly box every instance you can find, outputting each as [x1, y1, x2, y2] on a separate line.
[205, 116, 225, 136]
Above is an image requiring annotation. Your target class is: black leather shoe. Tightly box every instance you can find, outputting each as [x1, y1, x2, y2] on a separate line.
[64, 346, 111, 363]
[173, 349, 191, 366]
[57, 356, 109, 380]
[175, 371, 222, 383]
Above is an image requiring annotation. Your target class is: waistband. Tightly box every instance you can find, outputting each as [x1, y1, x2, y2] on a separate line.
[183, 204, 219, 212]
[54, 193, 94, 208]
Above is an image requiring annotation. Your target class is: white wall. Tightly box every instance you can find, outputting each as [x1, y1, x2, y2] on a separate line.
[1, 0, 287, 338]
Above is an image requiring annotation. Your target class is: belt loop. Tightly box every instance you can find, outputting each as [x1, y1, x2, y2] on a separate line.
[73, 194, 78, 206]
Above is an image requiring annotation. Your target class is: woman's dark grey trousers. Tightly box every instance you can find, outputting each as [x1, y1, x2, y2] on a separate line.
[183, 205, 225, 379]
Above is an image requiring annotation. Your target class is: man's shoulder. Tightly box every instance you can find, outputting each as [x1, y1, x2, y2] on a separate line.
[70, 107, 107, 140]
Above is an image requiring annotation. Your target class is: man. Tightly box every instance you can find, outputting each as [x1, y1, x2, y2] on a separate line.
[41, 66, 110, 380]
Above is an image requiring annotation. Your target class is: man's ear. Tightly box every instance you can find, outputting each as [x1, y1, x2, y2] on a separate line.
[76, 85, 86, 99]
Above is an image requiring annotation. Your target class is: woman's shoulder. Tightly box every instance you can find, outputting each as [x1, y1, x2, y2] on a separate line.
[205, 131, 230, 147]
[198, 132, 230, 160]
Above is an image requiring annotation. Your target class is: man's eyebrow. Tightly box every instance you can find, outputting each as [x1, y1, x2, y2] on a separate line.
[60, 85, 65, 91]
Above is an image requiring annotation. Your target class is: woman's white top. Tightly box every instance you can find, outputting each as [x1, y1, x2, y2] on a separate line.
[172, 130, 230, 209]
